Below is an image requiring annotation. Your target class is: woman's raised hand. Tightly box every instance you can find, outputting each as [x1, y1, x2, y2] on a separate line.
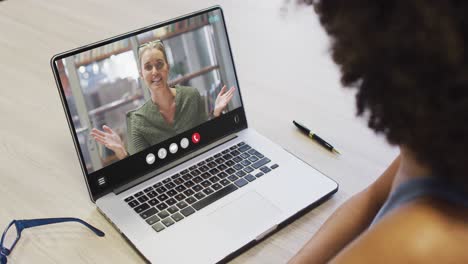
[90, 125, 128, 160]
[213, 85, 235, 117]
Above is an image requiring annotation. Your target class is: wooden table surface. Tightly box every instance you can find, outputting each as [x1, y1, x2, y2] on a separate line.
[0, 0, 398, 263]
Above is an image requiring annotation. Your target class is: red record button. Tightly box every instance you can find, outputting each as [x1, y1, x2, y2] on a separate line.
[192, 133, 201, 144]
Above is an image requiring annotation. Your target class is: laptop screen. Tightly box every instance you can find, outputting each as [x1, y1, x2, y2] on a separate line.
[51, 7, 247, 198]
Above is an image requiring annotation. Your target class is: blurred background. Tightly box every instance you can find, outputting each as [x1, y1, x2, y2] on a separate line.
[56, 10, 242, 173]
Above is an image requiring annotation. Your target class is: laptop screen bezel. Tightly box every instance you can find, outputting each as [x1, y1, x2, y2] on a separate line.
[50, 6, 248, 201]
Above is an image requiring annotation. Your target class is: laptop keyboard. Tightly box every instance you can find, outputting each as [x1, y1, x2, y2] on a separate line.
[123, 142, 279, 233]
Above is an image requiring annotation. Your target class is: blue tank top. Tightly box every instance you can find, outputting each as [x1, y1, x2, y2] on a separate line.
[371, 176, 468, 226]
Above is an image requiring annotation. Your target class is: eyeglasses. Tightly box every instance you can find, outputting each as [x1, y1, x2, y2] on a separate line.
[0, 217, 104, 264]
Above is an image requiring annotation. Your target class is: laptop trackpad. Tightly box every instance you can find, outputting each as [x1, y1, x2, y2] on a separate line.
[208, 191, 282, 239]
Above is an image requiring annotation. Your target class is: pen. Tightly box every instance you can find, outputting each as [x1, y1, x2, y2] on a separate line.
[293, 120, 341, 155]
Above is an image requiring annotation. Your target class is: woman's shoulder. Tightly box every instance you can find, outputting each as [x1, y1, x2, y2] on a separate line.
[175, 85, 201, 98]
[331, 199, 468, 263]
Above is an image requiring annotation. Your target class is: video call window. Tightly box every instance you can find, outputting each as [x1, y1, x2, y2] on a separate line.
[56, 10, 241, 173]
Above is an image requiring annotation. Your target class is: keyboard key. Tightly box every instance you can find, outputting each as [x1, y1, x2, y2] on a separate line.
[175, 192, 186, 200]
[245, 174, 256, 182]
[222, 154, 233, 160]
[229, 145, 237, 150]
[171, 212, 184, 222]
[128, 200, 139, 208]
[180, 169, 189, 175]
[193, 185, 203, 192]
[180, 206, 196, 217]
[192, 184, 238, 210]
[209, 176, 220, 183]
[271, 164, 279, 169]
[156, 203, 168, 211]
[176, 201, 188, 209]
[217, 164, 227, 171]
[209, 168, 220, 175]
[194, 192, 206, 200]
[255, 172, 264, 178]
[185, 196, 197, 204]
[166, 198, 177, 206]
[193, 176, 203, 184]
[260, 166, 272, 173]
[222, 149, 230, 154]
[233, 164, 243, 171]
[214, 153, 222, 158]
[167, 206, 179, 214]
[231, 150, 241, 156]
[140, 207, 158, 219]
[201, 172, 211, 179]
[248, 156, 259, 162]
[175, 185, 187, 192]
[236, 171, 246, 177]
[184, 180, 195, 188]
[197, 161, 206, 166]
[252, 158, 271, 169]
[173, 178, 184, 185]
[182, 174, 193, 181]
[134, 191, 144, 197]
[201, 180, 212, 187]
[233, 156, 242, 162]
[189, 165, 198, 171]
[241, 160, 251, 166]
[183, 189, 195, 197]
[218, 172, 228, 178]
[146, 215, 160, 225]
[240, 153, 250, 159]
[247, 149, 257, 155]
[162, 178, 172, 184]
[212, 183, 222, 191]
[153, 182, 163, 188]
[199, 165, 209, 172]
[227, 175, 239, 182]
[166, 189, 177, 197]
[203, 187, 214, 195]
[157, 210, 170, 219]
[234, 178, 248, 188]
[215, 158, 225, 164]
[152, 222, 165, 232]
[244, 166, 254, 173]
[225, 160, 235, 167]
[157, 194, 168, 201]
[144, 186, 153, 193]
[238, 144, 251, 152]
[237, 142, 245, 147]
[220, 179, 230, 186]
[207, 162, 217, 168]
[137, 195, 149, 203]
[147, 191, 158, 198]
[206, 157, 214, 162]
[155, 186, 167, 194]
[134, 203, 150, 213]
[190, 169, 201, 176]
[171, 173, 181, 180]
[255, 152, 265, 158]
[162, 217, 175, 227]
[148, 198, 159, 206]
[165, 182, 176, 189]
[226, 168, 236, 175]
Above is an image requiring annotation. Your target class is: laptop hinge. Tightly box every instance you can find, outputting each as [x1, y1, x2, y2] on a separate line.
[113, 134, 238, 194]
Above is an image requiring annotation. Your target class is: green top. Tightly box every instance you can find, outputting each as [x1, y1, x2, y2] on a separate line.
[126, 86, 208, 155]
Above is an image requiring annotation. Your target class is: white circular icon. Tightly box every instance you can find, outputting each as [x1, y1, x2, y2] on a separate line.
[146, 153, 156, 165]
[158, 148, 167, 159]
[169, 143, 178, 154]
[180, 138, 189, 149]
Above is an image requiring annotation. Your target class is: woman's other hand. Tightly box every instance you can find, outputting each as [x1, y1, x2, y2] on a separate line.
[90, 125, 128, 160]
[213, 85, 235, 117]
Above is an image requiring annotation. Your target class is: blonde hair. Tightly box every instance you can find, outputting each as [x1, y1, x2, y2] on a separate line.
[138, 40, 169, 69]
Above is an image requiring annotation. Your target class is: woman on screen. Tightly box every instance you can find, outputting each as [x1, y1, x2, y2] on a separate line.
[90, 40, 235, 159]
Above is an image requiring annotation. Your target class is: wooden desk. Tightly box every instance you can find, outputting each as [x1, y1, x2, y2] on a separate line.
[0, 0, 398, 263]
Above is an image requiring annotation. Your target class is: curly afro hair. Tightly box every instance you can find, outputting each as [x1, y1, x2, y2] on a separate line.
[308, 0, 468, 189]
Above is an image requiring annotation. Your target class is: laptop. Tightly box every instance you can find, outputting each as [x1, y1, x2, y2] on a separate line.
[50, 6, 338, 263]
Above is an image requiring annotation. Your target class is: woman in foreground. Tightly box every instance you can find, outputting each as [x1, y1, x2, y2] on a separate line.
[290, 1, 468, 263]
